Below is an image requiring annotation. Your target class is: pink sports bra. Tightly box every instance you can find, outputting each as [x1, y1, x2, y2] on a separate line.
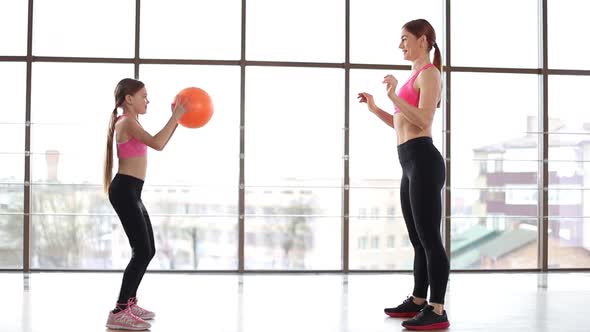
[394, 63, 435, 114]
[116, 114, 147, 159]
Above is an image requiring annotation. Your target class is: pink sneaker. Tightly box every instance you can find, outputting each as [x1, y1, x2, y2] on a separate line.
[105, 302, 151, 330]
[129, 297, 156, 320]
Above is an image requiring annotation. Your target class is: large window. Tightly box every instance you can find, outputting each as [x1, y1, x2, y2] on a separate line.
[246, 0, 344, 62]
[0, 0, 27, 56]
[450, 73, 539, 269]
[33, 0, 135, 57]
[548, 0, 590, 70]
[140, 1, 241, 60]
[547, 76, 590, 268]
[348, 0, 443, 270]
[139, 64, 241, 270]
[0, 62, 26, 269]
[451, 0, 538, 68]
[244, 67, 343, 270]
[349, 68, 443, 270]
[2, 1, 589, 271]
[29, 63, 134, 269]
[350, 0, 442, 65]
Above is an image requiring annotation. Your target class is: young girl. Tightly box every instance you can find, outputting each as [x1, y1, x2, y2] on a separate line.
[104, 78, 186, 330]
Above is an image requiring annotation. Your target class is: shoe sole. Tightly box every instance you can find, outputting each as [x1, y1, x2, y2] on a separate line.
[385, 311, 419, 318]
[106, 323, 151, 330]
[402, 321, 450, 330]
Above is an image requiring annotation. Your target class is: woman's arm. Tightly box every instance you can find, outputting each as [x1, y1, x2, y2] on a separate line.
[389, 68, 441, 130]
[358, 92, 395, 128]
[371, 106, 395, 128]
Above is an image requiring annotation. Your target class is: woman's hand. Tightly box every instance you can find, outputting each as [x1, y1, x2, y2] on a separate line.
[383, 74, 398, 101]
[357, 92, 377, 113]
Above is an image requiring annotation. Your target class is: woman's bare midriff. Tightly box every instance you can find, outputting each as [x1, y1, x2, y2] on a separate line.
[394, 113, 432, 145]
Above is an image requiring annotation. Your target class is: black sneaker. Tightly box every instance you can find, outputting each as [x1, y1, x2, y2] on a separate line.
[401, 305, 450, 330]
[384, 296, 427, 318]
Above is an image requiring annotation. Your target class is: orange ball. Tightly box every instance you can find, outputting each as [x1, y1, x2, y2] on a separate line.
[174, 87, 214, 128]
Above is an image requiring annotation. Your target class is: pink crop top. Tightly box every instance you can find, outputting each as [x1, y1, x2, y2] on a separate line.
[116, 115, 147, 159]
[394, 63, 435, 114]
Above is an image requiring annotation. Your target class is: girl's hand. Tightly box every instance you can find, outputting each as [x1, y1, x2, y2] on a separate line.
[171, 97, 187, 121]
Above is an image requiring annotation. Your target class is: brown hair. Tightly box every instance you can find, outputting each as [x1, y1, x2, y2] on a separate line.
[103, 78, 144, 193]
[402, 19, 441, 73]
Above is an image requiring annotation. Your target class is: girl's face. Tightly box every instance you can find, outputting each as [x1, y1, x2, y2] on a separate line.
[127, 87, 149, 115]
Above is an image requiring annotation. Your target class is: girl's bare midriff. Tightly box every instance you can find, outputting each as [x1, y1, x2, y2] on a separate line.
[117, 157, 147, 180]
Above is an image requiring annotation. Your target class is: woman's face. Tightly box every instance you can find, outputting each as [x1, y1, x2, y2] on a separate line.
[398, 28, 426, 61]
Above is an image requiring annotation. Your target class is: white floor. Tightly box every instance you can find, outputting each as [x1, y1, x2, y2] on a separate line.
[1, 271, 589, 331]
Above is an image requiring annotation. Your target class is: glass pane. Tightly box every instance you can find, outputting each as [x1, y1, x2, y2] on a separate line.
[245, 67, 344, 186]
[549, 0, 590, 69]
[245, 216, 341, 270]
[350, 69, 444, 183]
[140, 0, 241, 60]
[246, 0, 344, 62]
[451, 218, 538, 269]
[31, 215, 115, 269]
[139, 64, 240, 186]
[451, 188, 539, 219]
[31, 63, 134, 124]
[32, 184, 237, 217]
[0, 64, 25, 201]
[0, 184, 24, 213]
[31, 132, 104, 184]
[0, 125, 24, 154]
[350, 188, 400, 218]
[350, 0, 442, 65]
[547, 76, 590, 267]
[546, 187, 584, 218]
[548, 76, 590, 135]
[31, 215, 237, 270]
[548, 218, 590, 268]
[0, 1, 27, 56]
[0, 214, 23, 268]
[349, 217, 413, 270]
[451, 0, 538, 68]
[0, 62, 26, 123]
[0, 154, 24, 184]
[31, 184, 109, 214]
[452, 73, 539, 218]
[30, 63, 133, 184]
[145, 216, 238, 270]
[245, 187, 340, 269]
[245, 187, 341, 217]
[141, 185, 238, 217]
[547, 138, 590, 215]
[33, 0, 134, 57]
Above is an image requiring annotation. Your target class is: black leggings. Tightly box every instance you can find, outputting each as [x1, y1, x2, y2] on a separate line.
[398, 136, 449, 304]
[109, 174, 155, 304]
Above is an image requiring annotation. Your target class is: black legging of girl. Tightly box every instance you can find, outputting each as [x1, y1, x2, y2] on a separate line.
[398, 136, 449, 304]
[109, 173, 156, 305]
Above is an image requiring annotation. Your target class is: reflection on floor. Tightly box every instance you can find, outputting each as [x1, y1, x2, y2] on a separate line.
[1, 271, 589, 331]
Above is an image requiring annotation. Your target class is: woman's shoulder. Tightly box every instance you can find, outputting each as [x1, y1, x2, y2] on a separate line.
[417, 66, 441, 84]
